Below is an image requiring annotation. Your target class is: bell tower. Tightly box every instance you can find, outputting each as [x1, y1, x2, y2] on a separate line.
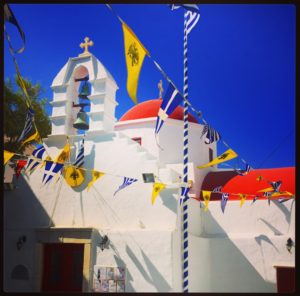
[49, 37, 119, 139]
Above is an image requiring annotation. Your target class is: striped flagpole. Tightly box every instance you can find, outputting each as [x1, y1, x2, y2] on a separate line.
[181, 12, 189, 293]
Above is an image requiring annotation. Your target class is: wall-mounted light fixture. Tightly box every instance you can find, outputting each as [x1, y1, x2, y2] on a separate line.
[286, 238, 294, 253]
[99, 235, 109, 251]
[142, 173, 155, 183]
[16, 236, 26, 250]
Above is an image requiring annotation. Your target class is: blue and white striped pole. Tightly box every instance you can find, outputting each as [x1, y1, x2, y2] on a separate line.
[181, 12, 190, 293]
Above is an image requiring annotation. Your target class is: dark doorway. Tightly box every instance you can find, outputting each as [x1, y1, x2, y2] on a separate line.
[276, 266, 295, 293]
[42, 243, 84, 292]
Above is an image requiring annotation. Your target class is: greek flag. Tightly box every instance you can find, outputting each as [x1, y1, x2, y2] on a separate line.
[269, 181, 282, 193]
[42, 161, 64, 185]
[235, 163, 252, 176]
[74, 139, 84, 168]
[201, 124, 221, 144]
[32, 145, 46, 159]
[114, 177, 138, 196]
[155, 83, 183, 135]
[212, 186, 222, 193]
[252, 195, 260, 205]
[17, 108, 34, 142]
[24, 158, 40, 174]
[169, 4, 200, 35]
[221, 193, 229, 213]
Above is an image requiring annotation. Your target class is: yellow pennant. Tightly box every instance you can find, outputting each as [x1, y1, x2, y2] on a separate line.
[271, 191, 294, 198]
[257, 187, 273, 193]
[4, 150, 15, 165]
[256, 175, 263, 182]
[41, 156, 52, 168]
[238, 193, 247, 207]
[122, 21, 149, 105]
[151, 182, 166, 205]
[197, 149, 238, 169]
[202, 190, 211, 211]
[55, 143, 70, 164]
[87, 170, 104, 191]
[21, 130, 41, 146]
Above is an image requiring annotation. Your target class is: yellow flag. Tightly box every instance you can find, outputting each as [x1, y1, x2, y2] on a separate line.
[197, 149, 238, 169]
[257, 187, 273, 193]
[122, 21, 149, 105]
[151, 182, 166, 205]
[41, 156, 52, 168]
[238, 193, 247, 207]
[87, 170, 104, 191]
[202, 190, 211, 211]
[271, 191, 294, 198]
[4, 150, 15, 165]
[21, 130, 41, 146]
[55, 143, 70, 164]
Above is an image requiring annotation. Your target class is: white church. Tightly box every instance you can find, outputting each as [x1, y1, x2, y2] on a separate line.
[3, 41, 295, 293]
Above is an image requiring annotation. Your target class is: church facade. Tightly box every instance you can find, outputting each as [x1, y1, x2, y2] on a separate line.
[3, 46, 295, 293]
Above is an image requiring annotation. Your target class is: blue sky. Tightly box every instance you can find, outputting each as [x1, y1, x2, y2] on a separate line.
[4, 4, 295, 169]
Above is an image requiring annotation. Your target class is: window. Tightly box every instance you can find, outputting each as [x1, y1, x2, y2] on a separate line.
[142, 173, 155, 183]
[132, 137, 141, 145]
[209, 148, 214, 162]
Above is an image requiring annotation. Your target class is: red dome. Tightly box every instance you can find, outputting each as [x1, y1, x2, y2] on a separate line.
[119, 99, 198, 123]
[200, 167, 295, 200]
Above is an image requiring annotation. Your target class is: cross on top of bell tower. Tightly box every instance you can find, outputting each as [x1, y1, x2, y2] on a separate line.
[78, 37, 94, 57]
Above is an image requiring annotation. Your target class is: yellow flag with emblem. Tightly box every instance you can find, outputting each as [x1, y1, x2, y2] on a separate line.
[122, 21, 149, 105]
[197, 149, 238, 169]
[202, 190, 211, 211]
[21, 130, 42, 146]
[87, 170, 104, 191]
[55, 143, 70, 164]
[151, 182, 166, 205]
[238, 193, 247, 207]
[4, 150, 15, 165]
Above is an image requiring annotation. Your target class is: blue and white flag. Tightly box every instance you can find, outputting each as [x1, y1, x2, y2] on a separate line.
[235, 163, 252, 176]
[221, 193, 229, 213]
[169, 4, 200, 35]
[263, 191, 272, 206]
[201, 124, 221, 144]
[24, 158, 40, 174]
[114, 177, 138, 196]
[155, 83, 183, 135]
[252, 195, 260, 205]
[212, 186, 222, 193]
[42, 161, 64, 185]
[32, 145, 46, 159]
[74, 139, 84, 168]
[269, 181, 282, 193]
[17, 108, 34, 142]
[180, 185, 190, 205]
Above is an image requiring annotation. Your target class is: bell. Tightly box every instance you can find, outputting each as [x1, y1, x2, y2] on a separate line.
[73, 110, 89, 130]
[78, 81, 91, 99]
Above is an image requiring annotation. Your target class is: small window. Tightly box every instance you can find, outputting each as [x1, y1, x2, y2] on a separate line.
[142, 173, 155, 183]
[132, 137, 142, 145]
[209, 148, 214, 162]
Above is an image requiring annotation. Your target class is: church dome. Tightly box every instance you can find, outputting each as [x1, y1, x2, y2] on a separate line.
[119, 99, 199, 123]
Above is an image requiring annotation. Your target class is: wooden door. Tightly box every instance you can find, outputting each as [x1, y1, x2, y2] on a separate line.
[42, 243, 84, 292]
[276, 266, 295, 293]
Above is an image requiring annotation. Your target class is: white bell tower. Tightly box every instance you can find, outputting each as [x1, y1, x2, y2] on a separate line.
[49, 37, 119, 139]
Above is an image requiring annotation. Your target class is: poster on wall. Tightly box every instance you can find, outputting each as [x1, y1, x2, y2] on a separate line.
[93, 265, 126, 293]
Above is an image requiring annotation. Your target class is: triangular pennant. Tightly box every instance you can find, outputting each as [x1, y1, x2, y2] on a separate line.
[197, 149, 237, 169]
[114, 177, 138, 196]
[238, 193, 247, 207]
[55, 143, 70, 164]
[42, 161, 64, 185]
[151, 183, 166, 205]
[15, 159, 27, 178]
[202, 190, 211, 211]
[4, 150, 15, 165]
[87, 170, 104, 191]
[221, 193, 229, 213]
